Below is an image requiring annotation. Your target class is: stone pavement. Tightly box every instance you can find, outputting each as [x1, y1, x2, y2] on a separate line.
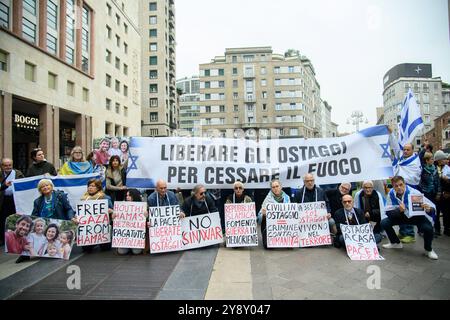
[2, 231, 450, 300]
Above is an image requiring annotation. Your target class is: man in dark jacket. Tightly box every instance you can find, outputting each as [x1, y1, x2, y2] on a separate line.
[334, 195, 382, 248]
[181, 184, 218, 217]
[326, 182, 352, 217]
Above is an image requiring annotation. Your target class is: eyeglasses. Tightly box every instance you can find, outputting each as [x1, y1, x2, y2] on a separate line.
[234, 187, 243, 190]
[363, 186, 373, 189]
[342, 200, 352, 203]
[199, 192, 205, 196]
[73, 152, 83, 154]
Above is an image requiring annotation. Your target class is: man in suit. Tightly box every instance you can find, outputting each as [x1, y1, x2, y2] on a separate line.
[334, 194, 382, 248]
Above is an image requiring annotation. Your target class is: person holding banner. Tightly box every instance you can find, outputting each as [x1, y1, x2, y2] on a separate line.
[258, 179, 291, 249]
[25, 148, 57, 177]
[334, 195, 382, 248]
[181, 184, 217, 217]
[354, 180, 386, 234]
[225, 181, 253, 204]
[381, 176, 438, 260]
[293, 174, 335, 234]
[147, 179, 179, 208]
[105, 155, 127, 203]
[58, 146, 93, 176]
[31, 179, 75, 220]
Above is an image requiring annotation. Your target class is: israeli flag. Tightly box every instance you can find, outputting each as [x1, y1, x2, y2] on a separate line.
[398, 89, 424, 149]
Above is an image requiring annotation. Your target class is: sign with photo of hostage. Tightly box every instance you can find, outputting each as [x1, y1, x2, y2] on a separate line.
[266, 203, 300, 248]
[4, 214, 77, 260]
[408, 194, 425, 218]
[341, 223, 384, 261]
[224, 203, 258, 247]
[112, 202, 147, 249]
[181, 212, 223, 250]
[298, 201, 332, 247]
[149, 205, 183, 254]
[75, 200, 111, 246]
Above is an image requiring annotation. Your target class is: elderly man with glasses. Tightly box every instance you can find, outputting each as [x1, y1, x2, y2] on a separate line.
[354, 180, 386, 234]
[181, 184, 218, 217]
[225, 181, 253, 204]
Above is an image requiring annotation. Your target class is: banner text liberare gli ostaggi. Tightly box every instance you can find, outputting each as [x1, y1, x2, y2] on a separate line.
[112, 202, 147, 249]
[149, 205, 183, 253]
[126, 125, 393, 189]
[76, 200, 110, 246]
[224, 203, 258, 247]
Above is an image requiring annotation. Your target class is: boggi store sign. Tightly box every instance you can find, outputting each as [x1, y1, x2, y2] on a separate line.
[13, 113, 39, 130]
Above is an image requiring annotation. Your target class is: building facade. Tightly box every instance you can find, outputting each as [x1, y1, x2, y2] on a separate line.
[198, 47, 322, 139]
[382, 63, 446, 146]
[176, 76, 200, 136]
[0, 0, 141, 172]
[139, 0, 177, 137]
[421, 111, 450, 151]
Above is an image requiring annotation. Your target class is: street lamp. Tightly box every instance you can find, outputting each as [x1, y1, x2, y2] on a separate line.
[346, 110, 368, 132]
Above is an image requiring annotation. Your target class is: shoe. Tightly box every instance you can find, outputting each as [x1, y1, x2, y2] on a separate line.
[15, 255, 31, 263]
[400, 236, 416, 243]
[382, 242, 403, 249]
[397, 233, 405, 239]
[425, 250, 438, 260]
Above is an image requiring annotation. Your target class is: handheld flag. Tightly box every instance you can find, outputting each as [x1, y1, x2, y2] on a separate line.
[398, 88, 424, 149]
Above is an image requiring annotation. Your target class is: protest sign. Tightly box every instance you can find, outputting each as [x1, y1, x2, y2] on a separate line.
[298, 201, 332, 247]
[407, 194, 425, 218]
[4, 214, 77, 260]
[224, 203, 258, 247]
[112, 202, 147, 249]
[266, 203, 300, 248]
[341, 223, 384, 260]
[149, 205, 183, 253]
[181, 212, 223, 250]
[75, 200, 110, 246]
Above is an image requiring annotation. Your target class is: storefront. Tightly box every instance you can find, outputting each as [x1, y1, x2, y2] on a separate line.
[12, 111, 40, 174]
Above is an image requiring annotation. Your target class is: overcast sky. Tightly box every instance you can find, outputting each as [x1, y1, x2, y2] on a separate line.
[175, 0, 450, 133]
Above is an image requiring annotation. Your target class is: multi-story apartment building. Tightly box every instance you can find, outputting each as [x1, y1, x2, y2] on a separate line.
[198, 47, 322, 139]
[0, 0, 141, 173]
[139, 0, 177, 137]
[176, 76, 200, 136]
[421, 112, 450, 151]
[382, 63, 447, 146]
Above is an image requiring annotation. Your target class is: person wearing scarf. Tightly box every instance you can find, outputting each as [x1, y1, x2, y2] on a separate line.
[419, 152, 441, 235]
[381, 175, 438, 260]
[31, 179, 74, 220]
[225, 181, 253, 204]
[354, 180, 387, 234]
[181, 184, 217, 217]
[59, 146, 93, 175]
[258, 179, 291, 249]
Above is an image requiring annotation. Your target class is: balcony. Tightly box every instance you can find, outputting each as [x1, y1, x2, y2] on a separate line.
[244, 95, 256, 103]
[243, 71, 255, 79]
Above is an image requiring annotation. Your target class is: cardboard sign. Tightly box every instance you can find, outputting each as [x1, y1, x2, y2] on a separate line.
[149, 205, 183, 253]
[112, 202, 147, 249]
[298, 201, 332, 247]
[181, 212, 223, 250]
[224, 203, 258, 247]
[341, 223, 384, 260]
[407, 194, 425, 218]
[75, 200, 110, 246]
[4, 214, 77, 260]
[266, 203, 300, 248]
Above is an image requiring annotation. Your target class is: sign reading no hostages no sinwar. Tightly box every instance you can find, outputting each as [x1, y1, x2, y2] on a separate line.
[76, 200, 111, 246]
[126, 125, 393, 189]
[224, 203, 258, 247]
[112, 202, 147, 249]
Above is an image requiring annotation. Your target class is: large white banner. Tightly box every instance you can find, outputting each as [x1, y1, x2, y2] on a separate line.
[12, 173, 101, 215]
[126, 125, 393, 189]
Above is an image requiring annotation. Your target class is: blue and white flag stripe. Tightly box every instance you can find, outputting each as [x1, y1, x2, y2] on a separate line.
[398, 89, 424, 149]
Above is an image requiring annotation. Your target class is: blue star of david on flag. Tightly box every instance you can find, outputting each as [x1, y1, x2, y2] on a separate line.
[380, 143, 390, 159]
[127, 155, 139, 172]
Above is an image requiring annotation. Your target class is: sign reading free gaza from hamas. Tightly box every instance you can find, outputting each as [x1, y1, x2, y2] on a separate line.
[126, 125, 393, 189]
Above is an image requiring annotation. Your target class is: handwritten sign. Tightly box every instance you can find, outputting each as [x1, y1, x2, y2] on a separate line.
[112, 202, 147, 249]
[298, 201, 332, 247]
[181, 212, 223, 250]
[224, 203, 258, 247]
[76, 200, 110, 246]
[266, 203, 300, 248]
[149, 205, 183, 253]
[341, 223, 384, 260]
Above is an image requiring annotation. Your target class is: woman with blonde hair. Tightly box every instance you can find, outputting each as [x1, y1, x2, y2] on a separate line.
[59, 146, 93, 175]
[31, 179, 74, 220]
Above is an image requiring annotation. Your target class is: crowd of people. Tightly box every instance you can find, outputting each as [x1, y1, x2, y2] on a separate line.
[1, 137, 450, 263]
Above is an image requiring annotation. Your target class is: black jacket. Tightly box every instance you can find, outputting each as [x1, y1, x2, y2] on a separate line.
[326, 188, 351, 217]
[357, 191, 381, 222]
[334, 207, 367, 235]
[26, 161, 57, 177]
[182, 194, 218, 216]
[293, 186, 331, 212]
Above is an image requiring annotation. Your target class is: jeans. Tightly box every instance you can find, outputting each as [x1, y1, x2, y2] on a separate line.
[399, 224, 415, 237]
[381, 216, 434, 251]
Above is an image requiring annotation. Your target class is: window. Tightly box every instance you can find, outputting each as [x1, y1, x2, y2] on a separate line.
[115, 103, 120, 114]
[290, 128, 299, 136]
[116, 14, 120, 25]
[23, 0, 36, 15]
[262, 92, 267, 99]
[232, 55, 237, 63]
[247, 104, 254, 111]
[150, 42, 157, 51]
[234, 105, 238, 112]
[150, 84, 157, 93]
[124, 85, 128, 97]
[262, 104, 267, 111]
[274, 67, 280, 74]
[205, 106, 211, 113]
[204, 69, 210, 76]
[289, 78, 295, 85]
[149, 56, 157, 65]
[149, 29, 157, 37]
[219, 93, 225, 100]
[219, 81, 225, 88]
[66, 46, 74, 65]
[123, 63, 128, 75]
[275, 91, 281, 98]
[220, 105, 225, 112]
[219, 69, 224, 76]
[0, 50, 7, 71]
[234, 117, 239, 124]
[124, 23, 128, 33]
[261, 79, 266, 86]
[106, 49, 111, 63]
[233, 80, 238, 88]
[47, 0, 58, 30]
[149, 16, 157, 24]
[67, 81, 74, 96]
[106, 98, 111, 110]
[290, 103, 296, 110]
[150, 98, 158, 107]
[149, 70, 157, 79]
[115, 57, 120, 69]
[82, 88, 89, 102]
[0, 0, 10, 28]
[261, 67, 266, 75]
[116, 35, 120, 47]
[233, 92, 238, 100]
[205, 93, 211, 100]
[204, 81, 210, 89]
[150, 112, 158, 122]
[106, 25, 111, 39]
[149, 2, 157, 10]
[124, 106, 128, 117]
[22, 17, 36, 43]
[24, 62, 35, 81]
[115, 80, 120, 93]
[288, 66, 294, 73]
[423, 104, 430, 113]
[107, 3, 111, 16]
[124, 42, 128, 54]
[275, 103, 281, 111]
[106, 74, 111, 87]
[232, 68, 237, 75]
[275, 79, 281, 86]
[243, 55, 254, 62]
